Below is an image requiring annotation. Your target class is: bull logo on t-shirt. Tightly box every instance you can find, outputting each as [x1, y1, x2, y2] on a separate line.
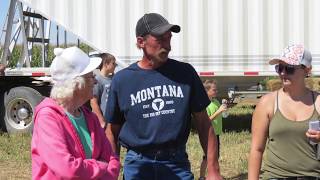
[152, 98, 165, 111]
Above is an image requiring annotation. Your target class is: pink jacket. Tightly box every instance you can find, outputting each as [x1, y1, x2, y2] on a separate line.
[31, 98, 120, 180]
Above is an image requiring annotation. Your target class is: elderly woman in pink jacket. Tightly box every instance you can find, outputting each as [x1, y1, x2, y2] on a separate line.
[31, 47, 120, 180]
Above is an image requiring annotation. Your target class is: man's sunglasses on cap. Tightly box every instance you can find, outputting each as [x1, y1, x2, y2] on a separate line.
[275, 64, 305, 75]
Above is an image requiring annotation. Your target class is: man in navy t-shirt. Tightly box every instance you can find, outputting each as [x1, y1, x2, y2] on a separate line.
[105, 13, 222, 180]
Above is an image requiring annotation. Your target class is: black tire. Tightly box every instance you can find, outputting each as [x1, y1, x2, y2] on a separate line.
[0, 89, 5, 132]
[4, 86, 44, 134]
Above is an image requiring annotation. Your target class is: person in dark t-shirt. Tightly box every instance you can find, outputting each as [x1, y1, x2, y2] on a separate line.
[105, 13, 222, 180]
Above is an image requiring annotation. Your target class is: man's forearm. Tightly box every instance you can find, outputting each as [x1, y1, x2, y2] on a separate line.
[90, 99, 106, 127]
[193, 111, 221, 177]
[206, 126, 220, 175]
[96, 111, 106, 127]
[106, 124, 121, 155]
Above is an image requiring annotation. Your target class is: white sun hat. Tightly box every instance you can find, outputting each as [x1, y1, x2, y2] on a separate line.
[50, 46, 101, 84]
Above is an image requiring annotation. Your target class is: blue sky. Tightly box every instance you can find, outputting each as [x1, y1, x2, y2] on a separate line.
[0, 0, 9, 24]
[0, 0, 10, 44]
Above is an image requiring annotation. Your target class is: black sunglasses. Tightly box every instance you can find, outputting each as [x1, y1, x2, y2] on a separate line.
[275, 64, 305, 75]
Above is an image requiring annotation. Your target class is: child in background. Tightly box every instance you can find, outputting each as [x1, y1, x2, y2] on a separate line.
[199, 80, 227, 180]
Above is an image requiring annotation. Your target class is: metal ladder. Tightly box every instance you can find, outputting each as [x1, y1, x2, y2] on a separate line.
[1, 0, 51, 68]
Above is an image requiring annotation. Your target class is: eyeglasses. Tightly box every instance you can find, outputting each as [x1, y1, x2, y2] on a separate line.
[275, 64, 305, 75]
[83, 73, 95, 79]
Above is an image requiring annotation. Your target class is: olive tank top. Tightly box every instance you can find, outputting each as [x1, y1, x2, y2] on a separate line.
[263, 91, 320, 179]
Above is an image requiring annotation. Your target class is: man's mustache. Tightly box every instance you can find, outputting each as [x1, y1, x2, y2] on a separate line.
[159, 48, 170, 54]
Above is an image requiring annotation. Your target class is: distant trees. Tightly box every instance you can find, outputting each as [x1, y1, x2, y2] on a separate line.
[2, 43, 93, 68]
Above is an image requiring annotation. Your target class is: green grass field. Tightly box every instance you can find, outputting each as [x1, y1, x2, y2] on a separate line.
[0, 102, 254, 179]
[0, 130, 251, 179]
[188, 131, 251, 179]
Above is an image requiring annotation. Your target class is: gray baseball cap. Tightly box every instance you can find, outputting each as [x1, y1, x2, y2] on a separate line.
[136, 13, 181, 37]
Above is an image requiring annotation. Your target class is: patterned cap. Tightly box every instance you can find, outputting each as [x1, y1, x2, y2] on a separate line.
[269, 44, 312, 68]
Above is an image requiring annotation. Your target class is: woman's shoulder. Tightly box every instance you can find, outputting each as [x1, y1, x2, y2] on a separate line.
[254, 90, 278, 115]
[258, 90, 277, 105]
[312, 90, 320, 109]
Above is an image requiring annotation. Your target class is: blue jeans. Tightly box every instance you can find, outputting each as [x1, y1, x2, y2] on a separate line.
[123, 147, 194, 180]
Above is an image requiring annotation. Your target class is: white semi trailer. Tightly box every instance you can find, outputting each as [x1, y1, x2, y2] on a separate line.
[1, 0, 320, 133]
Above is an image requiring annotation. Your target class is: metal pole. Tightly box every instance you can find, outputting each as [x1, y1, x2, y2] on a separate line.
[17, 2, 30, 67]
[45, 21, 51, 65]
[1, 0, 17, 65]
[64, 30, 67, 48]
[56, 25, 59, 47]
[40, 16, 45, 67]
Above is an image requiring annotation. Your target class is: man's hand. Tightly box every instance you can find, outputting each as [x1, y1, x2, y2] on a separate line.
[193, 110, 222, 179]
[106, 123, 122, 155]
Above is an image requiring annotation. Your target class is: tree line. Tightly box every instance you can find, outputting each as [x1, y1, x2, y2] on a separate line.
[0, 43, 93, 68]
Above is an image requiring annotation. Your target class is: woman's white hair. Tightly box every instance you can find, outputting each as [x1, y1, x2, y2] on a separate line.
[50, 76, 86, 100]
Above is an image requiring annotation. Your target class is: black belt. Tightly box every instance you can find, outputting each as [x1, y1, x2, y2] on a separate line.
[130, 146, 186, 159]
[269, 177, 320, 180]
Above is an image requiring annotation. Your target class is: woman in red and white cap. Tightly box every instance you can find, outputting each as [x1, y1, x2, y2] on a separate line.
[248, 44, 320, 179]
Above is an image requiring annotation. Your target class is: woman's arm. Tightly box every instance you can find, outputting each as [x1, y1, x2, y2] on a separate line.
[306, 91, 320, 143]
[248, 93, 274, 180]
[32, 108, 114, 179]
[94, 117, 121, 180]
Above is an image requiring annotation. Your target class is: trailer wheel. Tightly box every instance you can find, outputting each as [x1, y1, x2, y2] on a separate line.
[4, 86, 44, 133]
